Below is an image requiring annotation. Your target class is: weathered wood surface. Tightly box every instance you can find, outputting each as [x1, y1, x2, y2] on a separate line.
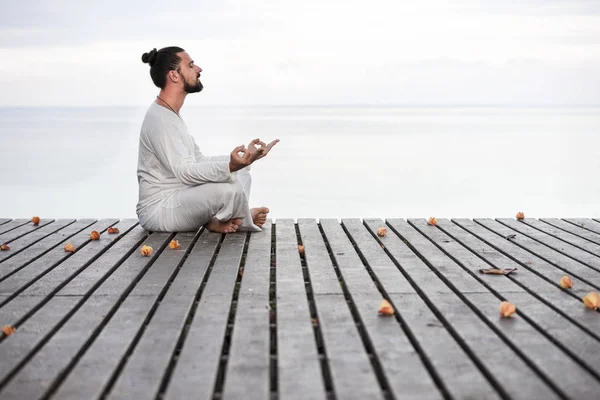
[0, 217, 598, 400]
[540, 218, 600, 246]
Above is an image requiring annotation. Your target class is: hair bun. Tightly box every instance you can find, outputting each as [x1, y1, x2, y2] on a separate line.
[141, 48, 158, 66]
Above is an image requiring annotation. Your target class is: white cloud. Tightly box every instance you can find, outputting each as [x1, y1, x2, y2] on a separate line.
[0, 0, 598, 106]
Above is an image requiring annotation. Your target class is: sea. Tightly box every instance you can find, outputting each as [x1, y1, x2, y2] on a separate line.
[0, 106, 598, 220]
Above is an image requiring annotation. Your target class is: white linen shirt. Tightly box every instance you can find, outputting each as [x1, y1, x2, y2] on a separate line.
[136, 102, 237, 223]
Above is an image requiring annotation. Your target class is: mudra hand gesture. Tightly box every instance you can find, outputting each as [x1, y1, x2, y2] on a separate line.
[229, 138, 279, 172]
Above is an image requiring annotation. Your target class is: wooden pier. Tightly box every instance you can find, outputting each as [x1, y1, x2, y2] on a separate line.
[0, 217, 599, 399]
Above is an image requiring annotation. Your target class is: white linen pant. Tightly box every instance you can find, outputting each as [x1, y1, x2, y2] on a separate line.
[140, 168, 260, 233]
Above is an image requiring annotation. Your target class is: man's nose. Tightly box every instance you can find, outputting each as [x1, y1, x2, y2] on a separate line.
[197, 66, 203, 73]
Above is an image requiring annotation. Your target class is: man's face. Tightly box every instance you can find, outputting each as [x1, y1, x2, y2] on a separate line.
[177, 51, 203, 93]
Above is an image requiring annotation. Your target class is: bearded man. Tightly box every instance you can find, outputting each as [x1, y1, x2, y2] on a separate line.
[136, 46, 278, 233]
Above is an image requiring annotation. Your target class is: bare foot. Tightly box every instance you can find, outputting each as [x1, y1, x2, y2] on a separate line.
[251, 207, 269, 227]
[205, 217, 243, 233]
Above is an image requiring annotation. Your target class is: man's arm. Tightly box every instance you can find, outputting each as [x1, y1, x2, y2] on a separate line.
[149, 125, 237, 185]
[193, 142, 252, 172]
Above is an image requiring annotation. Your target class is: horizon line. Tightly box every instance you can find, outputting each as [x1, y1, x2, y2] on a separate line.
[1, 103, 600, 109]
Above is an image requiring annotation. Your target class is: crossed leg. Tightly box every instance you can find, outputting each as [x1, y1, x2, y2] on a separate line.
[140, 167, 269, 233]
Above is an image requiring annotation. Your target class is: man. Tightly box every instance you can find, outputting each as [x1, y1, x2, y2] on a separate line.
[136, 46, 278, 233]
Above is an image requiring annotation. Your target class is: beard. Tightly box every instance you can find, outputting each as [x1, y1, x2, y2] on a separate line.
[184, 77, 203, 93]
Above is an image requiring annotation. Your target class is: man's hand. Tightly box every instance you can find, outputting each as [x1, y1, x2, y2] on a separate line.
[229, 138, 278, 172]
[254, 139, 280, 160]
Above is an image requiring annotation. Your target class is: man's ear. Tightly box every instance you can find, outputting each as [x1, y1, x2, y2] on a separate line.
[169, 70, 179, 83]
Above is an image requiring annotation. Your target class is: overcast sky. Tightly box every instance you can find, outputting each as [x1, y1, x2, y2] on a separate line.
[1, 0, 599, 106]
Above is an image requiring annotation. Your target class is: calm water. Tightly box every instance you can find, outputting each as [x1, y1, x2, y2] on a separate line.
[0, 106, 598, 220]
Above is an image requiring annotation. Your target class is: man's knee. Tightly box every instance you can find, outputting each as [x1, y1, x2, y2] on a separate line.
[219, 181, 245, 201]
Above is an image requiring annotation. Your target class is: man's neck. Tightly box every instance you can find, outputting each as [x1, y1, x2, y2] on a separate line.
[156, 89, 186, 115]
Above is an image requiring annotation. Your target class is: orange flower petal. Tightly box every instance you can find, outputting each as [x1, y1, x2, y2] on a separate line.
[378, 299, 395, 316]
[560, 276, 573, 289]
[169, 240, 180, 250]
[107, 227, 120, 234]
[90, 231, 100, 240]
[427, 217, 438, 226]
[64, 243, 76, 253]
[2, 325, 16, 336]
[32, 216, 40, 225]
[499, 301, 516, 317]
[376, 227, 387, 237]
[583, 292, 599, 310]
[0, 244, 10, 251]
[516, 212, 525, 220]
[141, 245, 153, 257]
[298, 245, 305, 254]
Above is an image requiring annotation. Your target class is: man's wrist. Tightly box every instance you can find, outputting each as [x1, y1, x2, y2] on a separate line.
[229, 160, 246, 172]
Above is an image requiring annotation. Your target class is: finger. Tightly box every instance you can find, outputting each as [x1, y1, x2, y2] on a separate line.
[257, 140, 266, 148]
[249, 148, 264, 162]
[267, 139, 280, 149]
[231, 145, 245, 154]
[249, 138, 261, 147]
[230, 147, 243, 161]
[235, 146, 247, 154]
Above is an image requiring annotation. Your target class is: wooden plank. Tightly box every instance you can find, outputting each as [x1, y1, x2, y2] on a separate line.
[461, 291, 600, 397]
[0, 219, 99, 280]
[564, 218, 600, 235]
[222, 223, 271, 400]
[51, 232, 194, 399]
[0, 219, 89, 268]
[0, 219, 29, 235]
[8, 220, 142, 298]
[541, 218, 600, 246]
[0, 219, 139, 315]
[0, 232, 173, 399]
[0, 219, 120, 296]
[318, 219, 398, 398]
[0, 219, 76, 263]
[362, 219, 502, 400]
[163, 232, 246, 400]
[436, 219, 600, 337]
[275, 219, 327, 400]
[107, 230, 220, 400]
[0, 219, 11, 226]
[0, 218, 54, 244]
[497, 218, 600, 273]
[412, 219, 600, 381]
[340, 218, 470, 399]
[0, 225, 154, 381]
[475, 219, 600, 290]
[310, 220, 441, 399]
[526, 218, 600, 254]
[405, 219, 526, 296]
[385, 218, 561, 400]
[452, 218, 599, 298]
